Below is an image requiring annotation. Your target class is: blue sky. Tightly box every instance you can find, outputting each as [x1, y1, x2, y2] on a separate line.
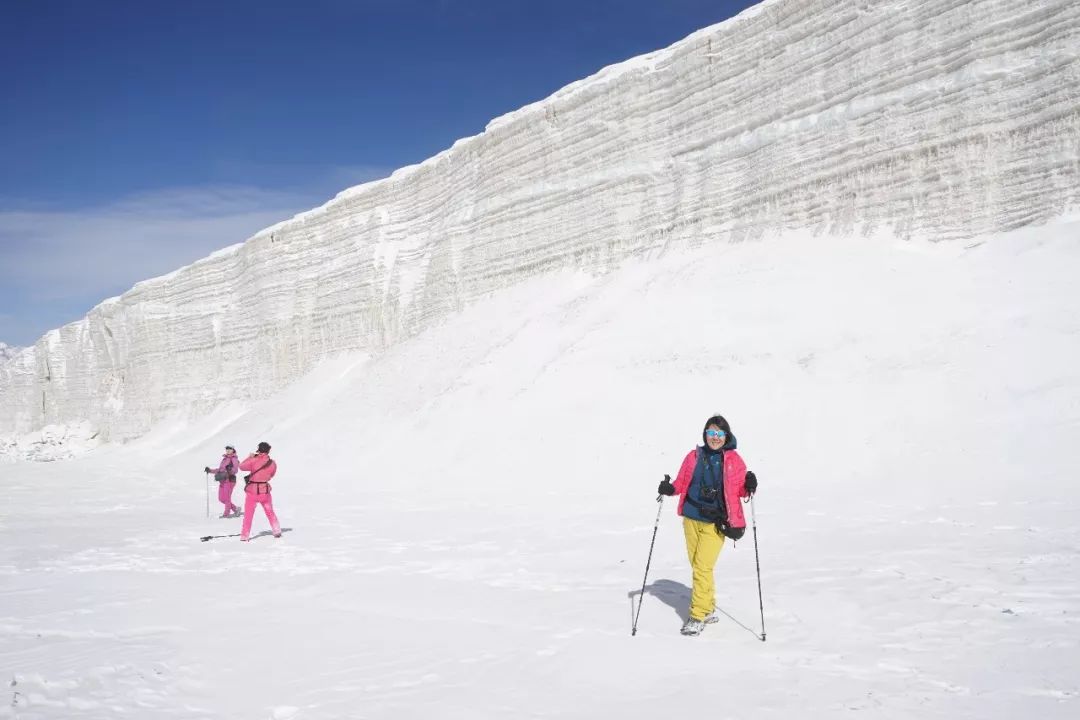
[0, 0, 756, 347]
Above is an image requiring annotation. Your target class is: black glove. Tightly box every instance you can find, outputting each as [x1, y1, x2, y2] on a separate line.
[745, 470, 758, 495]
[657, 474, 675, 496]
[204, 466, 211, 473]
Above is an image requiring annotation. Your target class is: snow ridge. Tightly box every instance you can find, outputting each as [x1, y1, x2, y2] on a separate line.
[1, 0, 1078, 446]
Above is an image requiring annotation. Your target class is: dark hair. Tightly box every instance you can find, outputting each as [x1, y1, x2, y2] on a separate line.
[257, 441, 271, 453]
[702, 414, 734, 448]
[704, 414, 731, 434]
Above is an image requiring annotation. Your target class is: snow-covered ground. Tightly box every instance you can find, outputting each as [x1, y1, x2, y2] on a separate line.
[3, 222, 1078, 719]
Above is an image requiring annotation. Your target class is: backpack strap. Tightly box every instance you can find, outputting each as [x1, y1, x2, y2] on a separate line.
[243, 458, 273, 485]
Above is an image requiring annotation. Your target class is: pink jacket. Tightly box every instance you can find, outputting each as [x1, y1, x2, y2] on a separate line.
[672, 447, 750, 528]
[216, 454, 240, 479]
[239, 453, 277, 492]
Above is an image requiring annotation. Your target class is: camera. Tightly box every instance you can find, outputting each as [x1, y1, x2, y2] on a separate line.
[700, 485, 719, 502]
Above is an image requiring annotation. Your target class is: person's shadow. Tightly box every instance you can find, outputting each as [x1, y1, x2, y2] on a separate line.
[628, 578, 692, 624]
[628, 578, 763, 639]
[199, 527, 295, 542]
[249, 527, 294, 541]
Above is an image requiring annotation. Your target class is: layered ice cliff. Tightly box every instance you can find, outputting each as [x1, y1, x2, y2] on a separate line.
[2, 0, 1079, 443]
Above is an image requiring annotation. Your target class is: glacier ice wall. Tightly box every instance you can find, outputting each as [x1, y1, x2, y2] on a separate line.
[2, 0, 1079, 441]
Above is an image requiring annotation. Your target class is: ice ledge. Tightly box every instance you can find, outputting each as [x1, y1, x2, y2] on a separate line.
[0, 421, 102, 464]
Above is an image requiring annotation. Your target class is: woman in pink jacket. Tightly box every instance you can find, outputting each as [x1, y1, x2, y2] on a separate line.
[238, 441, 281, 541]
[204, 445, 241, 518]
[657, 414, 759, 636]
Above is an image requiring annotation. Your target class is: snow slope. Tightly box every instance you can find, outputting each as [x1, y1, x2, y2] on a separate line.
[2, 0, 1078, 446]
[2, 221, 1078, 719]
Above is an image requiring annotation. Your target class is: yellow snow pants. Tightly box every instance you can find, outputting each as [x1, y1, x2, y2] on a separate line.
[683, 516, 726, 621]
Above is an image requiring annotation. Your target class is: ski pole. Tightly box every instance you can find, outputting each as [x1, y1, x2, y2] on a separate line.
[631, 481, 667, 637]
[205, 472, 210, 519]
[750, 494, 766, 642]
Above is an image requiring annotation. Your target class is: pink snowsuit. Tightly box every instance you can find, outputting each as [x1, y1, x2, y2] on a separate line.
[213, 453, 241, 517]
[238, 453, 280, 541]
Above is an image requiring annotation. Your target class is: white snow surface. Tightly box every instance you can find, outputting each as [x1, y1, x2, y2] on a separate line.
[1, 0, 1079, 447]
[2, 222, 1079, 718]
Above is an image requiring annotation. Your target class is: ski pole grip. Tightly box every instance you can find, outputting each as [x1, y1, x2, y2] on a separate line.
[657, 473, 672, 502]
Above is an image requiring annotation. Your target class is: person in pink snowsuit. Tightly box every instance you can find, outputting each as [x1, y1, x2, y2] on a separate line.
[238, 441, 281, 541]
[204, 445, 241, 518]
